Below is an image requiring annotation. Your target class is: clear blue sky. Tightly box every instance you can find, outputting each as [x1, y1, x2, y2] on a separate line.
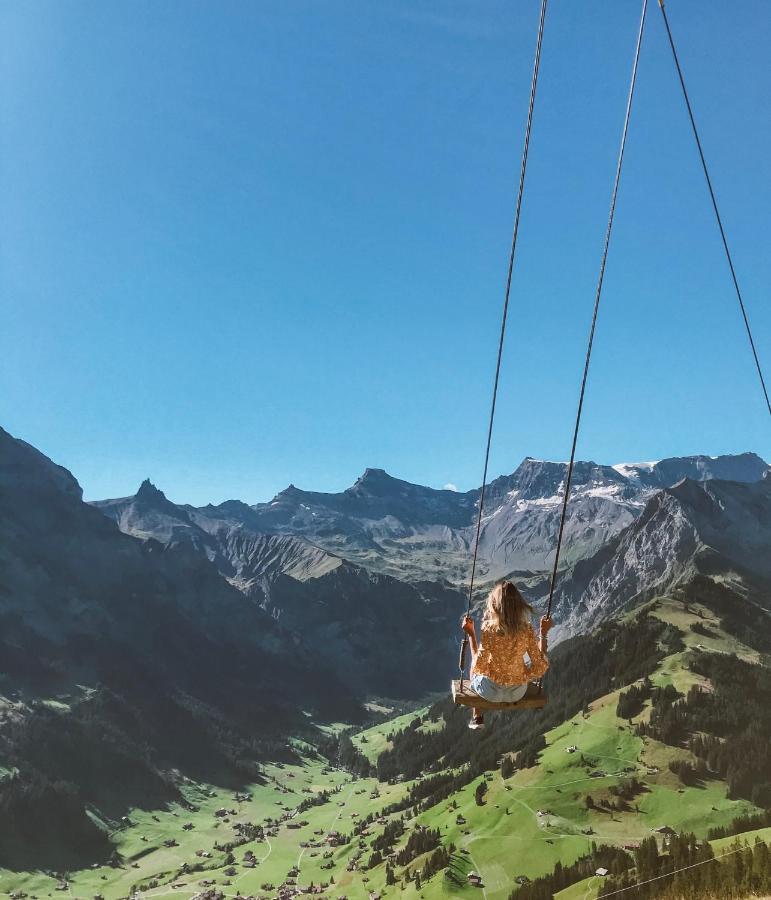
[1, 1, 769, 505]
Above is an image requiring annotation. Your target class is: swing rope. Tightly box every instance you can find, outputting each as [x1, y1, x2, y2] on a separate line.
[459, 0, 549, 690]
[544, 0, 649, 620]
[657, 0, 771, 417]
[458, 0, 767, 693]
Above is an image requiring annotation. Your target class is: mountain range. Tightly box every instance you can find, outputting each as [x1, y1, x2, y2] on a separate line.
[2, 425, 770, 867]
[93, 449, 770, 636]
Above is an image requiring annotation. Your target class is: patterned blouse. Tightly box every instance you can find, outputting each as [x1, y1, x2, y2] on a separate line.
[471, 623, 549, 685]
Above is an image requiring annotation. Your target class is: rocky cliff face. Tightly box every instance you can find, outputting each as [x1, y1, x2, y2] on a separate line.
[91, 448, 770, 648]
[0, 425, 378, 864]
[551, 475, 771, 636]
[217, 452, 768, 585]
[93, 469, 465, 695]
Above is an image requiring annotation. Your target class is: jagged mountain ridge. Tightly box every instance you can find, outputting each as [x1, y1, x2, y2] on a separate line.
[551, 473, 771, 636]
[93, 477, 463, 693]
[91, 450, 769, 653]
[1, 425, 459, 703]
[0, 426, 367, 711]
[94, 482, 344, 585]
[93, 452, 769, 597]
[193, 452, 769, 584]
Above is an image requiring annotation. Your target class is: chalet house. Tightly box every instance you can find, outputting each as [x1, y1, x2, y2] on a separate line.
[654, 825, 677, 847]
[595, 868, 609, 877]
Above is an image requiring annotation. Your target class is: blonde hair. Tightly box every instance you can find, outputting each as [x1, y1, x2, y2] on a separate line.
[481, 580, 533, 635]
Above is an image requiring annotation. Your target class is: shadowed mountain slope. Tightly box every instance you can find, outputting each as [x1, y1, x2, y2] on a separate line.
[0, 426, 362, 868]
[551, 474, 771, 635]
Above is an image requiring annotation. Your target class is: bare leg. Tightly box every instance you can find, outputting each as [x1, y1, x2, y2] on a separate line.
[469, 649, 483, 723]
[463, 623, 484, 727]
[470, 652, 484, 726]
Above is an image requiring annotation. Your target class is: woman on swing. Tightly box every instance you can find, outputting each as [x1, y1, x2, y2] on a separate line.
[462, 580, 553, 729]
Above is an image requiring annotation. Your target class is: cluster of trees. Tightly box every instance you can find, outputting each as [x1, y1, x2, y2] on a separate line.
[296, 789, 331, 813]
[616, 677, 653, 720]
[610, 777, 645, 801]
[707, 809, 771, 841]
[585, 794, 636, 816]
[639, 651, 771, 805]
[474, 781, 488, 806]
[599, 834, 771, 899]
[416, 844, 452, 881]
[510, 843, 633, 900]
[378, 771, 468, 819]
[681, 576, 771, 656]
[0, 771, 112, 871]
[392, 843, 452, 891]
[393, 826, 441, 867]
[513, 833, 771, 900]
[515, 733, 547, 770]
[316, 732, 373, 777]
[370, 818, 405, 854]
[385, 716, 423, 744]
[635, 684, 683, 744]
[668, 758, 707, 786]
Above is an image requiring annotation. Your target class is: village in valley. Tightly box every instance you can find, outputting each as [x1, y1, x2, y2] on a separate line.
[2, 599, 770, 900]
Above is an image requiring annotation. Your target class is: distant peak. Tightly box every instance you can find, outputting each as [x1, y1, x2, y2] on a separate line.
[136, 478, 167, 501]
[360, 467, 390, 480]
[351, 468, 397, 489]
[273, 483, 303, 500]
[346, 467, 405, 498]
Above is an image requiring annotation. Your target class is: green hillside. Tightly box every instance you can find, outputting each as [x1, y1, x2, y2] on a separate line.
[1, 592, 767, 900]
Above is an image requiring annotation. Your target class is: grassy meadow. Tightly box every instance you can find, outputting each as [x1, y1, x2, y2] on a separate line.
[1, 595, 762, 900]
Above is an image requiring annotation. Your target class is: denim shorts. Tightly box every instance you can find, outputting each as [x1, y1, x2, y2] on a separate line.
[471, 674, 528, 703]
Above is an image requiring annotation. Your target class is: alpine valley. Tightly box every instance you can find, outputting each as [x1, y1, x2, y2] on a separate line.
[1, 426, 770, 900]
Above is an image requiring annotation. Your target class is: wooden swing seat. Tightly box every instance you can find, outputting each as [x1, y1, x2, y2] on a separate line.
[451, 679, 547, 711]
